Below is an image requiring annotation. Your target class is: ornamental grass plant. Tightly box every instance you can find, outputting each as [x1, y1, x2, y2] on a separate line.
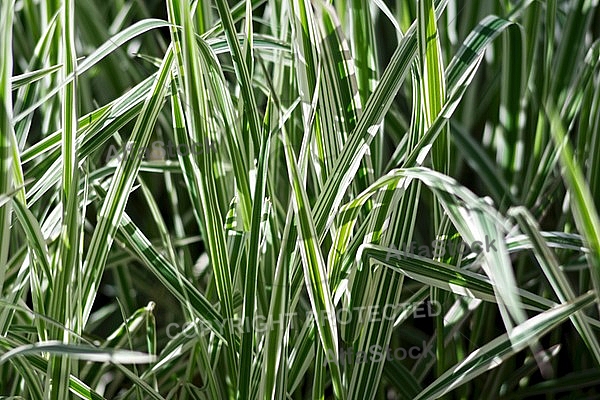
[1, 0, 600, 398]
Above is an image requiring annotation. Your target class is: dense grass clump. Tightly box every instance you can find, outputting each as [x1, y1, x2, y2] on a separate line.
[1, 0, 600, 398]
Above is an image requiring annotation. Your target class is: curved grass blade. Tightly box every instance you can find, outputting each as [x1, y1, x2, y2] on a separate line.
[11, 64, 61, 90]
[14, 19, 170, 123]
[82, 48, 174, 325]
[413, 292, 596, 400]
[546, 104, 600, 307]
[0, 341, 156, 366]
[509, 206, 600, 364]
[0, 0, 14, 298]
[281, 128, 345, 399]
[168, 0, 239, 377]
